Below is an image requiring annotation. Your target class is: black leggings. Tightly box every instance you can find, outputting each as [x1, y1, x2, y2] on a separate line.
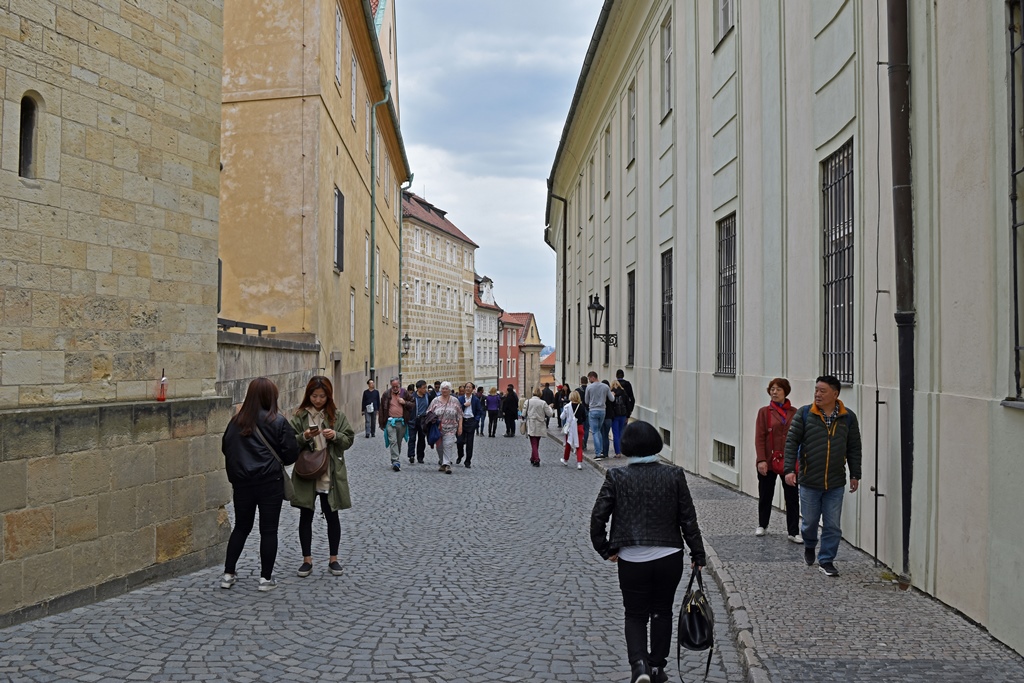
[298, 492, 341, 557]
[488, 410, 500, 436]
[224, 479, 283, 580]
[617, 550, 685, 669]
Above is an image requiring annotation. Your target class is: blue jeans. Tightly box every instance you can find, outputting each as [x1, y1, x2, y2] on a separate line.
[589, 409, 606, 457]
[611, 415, 627, 455]
[364, 412, 375, 436]
[799, 485, 846, 564]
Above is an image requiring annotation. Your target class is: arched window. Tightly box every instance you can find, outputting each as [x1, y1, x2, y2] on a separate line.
[19, 95, 38, 178]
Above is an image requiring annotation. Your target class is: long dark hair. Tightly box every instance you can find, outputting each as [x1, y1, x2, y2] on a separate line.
[295, 375, 337, 425]
[233, 377, 280, 436]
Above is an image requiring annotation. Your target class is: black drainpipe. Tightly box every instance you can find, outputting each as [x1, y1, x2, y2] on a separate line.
[549, 180, 569, 385]
[886, 0, 915, 582]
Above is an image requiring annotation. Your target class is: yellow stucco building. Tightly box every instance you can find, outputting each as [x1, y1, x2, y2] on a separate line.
[219, 0, 410, 419]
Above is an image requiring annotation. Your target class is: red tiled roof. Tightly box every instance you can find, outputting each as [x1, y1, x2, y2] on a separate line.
[402, 191, 479, 248]
[540, 351, 556, 367]
[503, 312, 541, 346]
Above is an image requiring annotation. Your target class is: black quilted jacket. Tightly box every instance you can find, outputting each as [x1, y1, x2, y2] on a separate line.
[590, 462, 706, 565]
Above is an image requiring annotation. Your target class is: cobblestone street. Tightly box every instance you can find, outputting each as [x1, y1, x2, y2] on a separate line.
[0, 427, 739, 683]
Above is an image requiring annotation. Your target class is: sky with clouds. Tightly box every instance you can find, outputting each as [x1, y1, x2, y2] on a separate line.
[395, 0, 603, 349]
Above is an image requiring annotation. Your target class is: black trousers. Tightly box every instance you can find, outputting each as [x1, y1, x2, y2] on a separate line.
[504, 414, 516, 435]
[617, 550, 685, 669]
[407, 419, 427, 461]
[757, 470, 800, 535]
[224, 478, 283, 580]
[488, 410, 500, 436]
[298, 492, 341, 557]
[457, 417, 477, 464]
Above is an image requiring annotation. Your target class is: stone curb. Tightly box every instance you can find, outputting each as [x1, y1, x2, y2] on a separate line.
[543, 428, 771, 683]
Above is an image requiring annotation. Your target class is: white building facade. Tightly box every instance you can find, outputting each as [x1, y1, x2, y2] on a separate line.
[545, 0, 1024, 654]
[474, 275, 503, 390]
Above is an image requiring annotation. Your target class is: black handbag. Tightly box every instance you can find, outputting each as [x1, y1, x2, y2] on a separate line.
[678, 565, 714, 680]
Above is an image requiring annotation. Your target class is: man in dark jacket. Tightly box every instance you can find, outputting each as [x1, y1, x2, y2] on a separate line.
[615, 369, 636, 417]
[540, 383, 556, 427]
[784, 375, 862, 577]
[360, 379, 380, 438]
[407, 380, 431, 464]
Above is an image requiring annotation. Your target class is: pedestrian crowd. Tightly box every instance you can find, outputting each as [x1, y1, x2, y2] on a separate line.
[219, 368, 861, 683]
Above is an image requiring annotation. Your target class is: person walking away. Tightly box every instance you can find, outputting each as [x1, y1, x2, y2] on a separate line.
[502, 384, 519, 437]
[486, 387, 502, 437]
[407, 380, 430, 464]
[610, 380, 630, 457]
[585, 372, 611, 459]
[590, 421, 706, 683]
[360, 379, 380, 438]
[754, 378, 800, 541]
[559, 390, 586, 470]
[379, 377, 413, 471]
[288, 376, 355, 578]
[601, 380, 614, 458]
[553, 385, 568, 428]
[576, 376, 591, 450]
[524, 386, 554, 466]
[427, 381, 462, 474]
[476, 386, 486, 435]
[784, 375, 862, 577]
[616, 369, 636, 418]
[540, 383, 556, 428]
[456, 382, 483, 467]
[221, 377, 299, 592]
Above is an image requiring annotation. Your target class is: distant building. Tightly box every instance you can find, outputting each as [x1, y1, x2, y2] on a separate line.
[540, 351, 557, 388]
[401, 191, 477, 384]
[497, 313, 524, 395]
[474, 275, 503, 390]
[500, 313, 544, 397]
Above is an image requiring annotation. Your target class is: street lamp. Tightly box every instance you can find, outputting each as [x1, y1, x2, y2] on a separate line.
[588, 294, 618, 347]
[402, 332, 411, 356]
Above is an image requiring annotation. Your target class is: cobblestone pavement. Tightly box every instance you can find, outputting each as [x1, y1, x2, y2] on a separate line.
[0, 426, 739, 683]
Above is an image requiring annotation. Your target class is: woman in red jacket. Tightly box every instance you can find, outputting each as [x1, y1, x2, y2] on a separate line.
[754, 377, 800, 541]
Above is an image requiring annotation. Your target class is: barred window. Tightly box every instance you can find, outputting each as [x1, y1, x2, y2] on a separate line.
[603, 284, 611, 366]
[822, 140, 855, 384]
[627, 81, 637, 165]
[713, 440, 736, 468]
[661, 249, 673, 369]
[716, 214, 737, 375]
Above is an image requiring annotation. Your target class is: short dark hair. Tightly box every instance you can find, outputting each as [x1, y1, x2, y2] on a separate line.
[587, 371, 598, 380]
[816, 375, 842, 394]
[433, 381, 441, 387]
[767, 377, 792, 397]
[616, 369, 625, 379]
[580, 376, 588, 384]
[416, 380, 427, 388]
[621, 421, 662, 458]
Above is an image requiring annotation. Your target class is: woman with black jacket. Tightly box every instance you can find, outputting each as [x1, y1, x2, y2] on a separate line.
[221, 377, 299, 592]
[590, 421, 707, 683]
[501, 385, 519, 437]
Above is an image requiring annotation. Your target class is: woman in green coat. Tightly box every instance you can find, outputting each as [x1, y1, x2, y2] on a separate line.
[288, 376, 355, 578]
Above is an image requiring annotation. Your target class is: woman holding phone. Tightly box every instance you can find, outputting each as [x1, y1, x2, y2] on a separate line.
[289, 376, 355, 577]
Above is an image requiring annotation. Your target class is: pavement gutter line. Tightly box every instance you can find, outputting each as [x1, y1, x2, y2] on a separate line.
[543, 428, 771, 683]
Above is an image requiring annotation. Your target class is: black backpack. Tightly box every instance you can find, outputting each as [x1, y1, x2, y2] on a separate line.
[678, 566, 714, 680]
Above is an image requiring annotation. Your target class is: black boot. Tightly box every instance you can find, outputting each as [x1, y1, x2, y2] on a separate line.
[650, 666, 668, 683]
[630, 661, 651, 683]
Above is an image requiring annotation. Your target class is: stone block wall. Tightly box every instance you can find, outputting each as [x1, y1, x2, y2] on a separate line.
[0, 395, 232, 628]
[0, 0, 224, 409]
[216, 331, 319, 412]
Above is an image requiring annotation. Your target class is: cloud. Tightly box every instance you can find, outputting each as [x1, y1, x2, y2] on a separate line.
[396, 0, 603, 346]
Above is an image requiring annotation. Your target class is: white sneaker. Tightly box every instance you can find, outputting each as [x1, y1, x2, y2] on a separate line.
[788, 534, 802, 544]
[577, 462, 583, 470]
[258, 577, 277, 592]
[561, 457, 569, 466]
[220, 573, 236, 589]
[755, 527, 766, 537]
